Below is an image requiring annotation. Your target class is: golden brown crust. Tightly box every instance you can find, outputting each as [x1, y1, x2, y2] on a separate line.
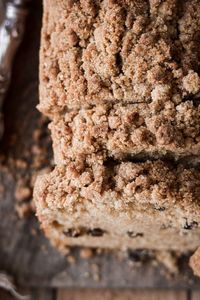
[35, 159, 200, 212]
[34, 159, 200, 250]
[50, 102, 200, 164]
[39, 0, 200, 116]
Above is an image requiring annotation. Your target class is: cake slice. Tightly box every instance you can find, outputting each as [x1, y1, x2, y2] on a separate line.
[39, 0, 200, 117]
[50, 102, 200, 165]
[34, 159, 200, 252]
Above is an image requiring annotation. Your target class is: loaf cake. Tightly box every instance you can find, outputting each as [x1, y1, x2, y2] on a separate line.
[34, 0, 200, 253]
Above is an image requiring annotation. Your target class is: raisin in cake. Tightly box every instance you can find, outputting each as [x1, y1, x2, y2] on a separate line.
[34, 0, 200, 253]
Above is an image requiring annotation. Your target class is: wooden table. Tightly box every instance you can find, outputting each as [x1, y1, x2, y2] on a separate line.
[0, 288, 200, 300]
[0, 0, 200, 297]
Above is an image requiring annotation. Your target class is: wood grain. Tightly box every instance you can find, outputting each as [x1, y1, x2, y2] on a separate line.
[0, 288, 55, 300]
[0, 288, 191, 300]
[30, 288, 56, 300]
[56, 289, 188, 300]
[192, 291, 200, 300]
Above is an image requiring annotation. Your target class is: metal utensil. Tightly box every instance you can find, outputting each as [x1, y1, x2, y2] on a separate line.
[0, 0, 30, 139]
[0, 3, 31, 298]
[0, 273, 30, 300]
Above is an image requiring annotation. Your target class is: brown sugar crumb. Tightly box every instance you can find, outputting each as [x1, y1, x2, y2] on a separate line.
[155, 251, 178, 275]
[39, 0, 200, 116]
[183, 71, 200, 94]
[15, 159, 28, 170]
[156, 124, 175, 146]
[15, 202, 32, 219]
[80, 248, 94, 259]
[190, 247, 200, 277]
[67, 255, 76, 265]
[50, 102, 200, 165]
[14, 184, 31, 202]
[1, 113, 53, 218]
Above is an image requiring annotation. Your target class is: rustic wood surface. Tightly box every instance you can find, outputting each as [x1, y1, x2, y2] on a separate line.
[56, 289, 189, 300]
[0, 0, 200, 292]
[1, 288, 200, 300]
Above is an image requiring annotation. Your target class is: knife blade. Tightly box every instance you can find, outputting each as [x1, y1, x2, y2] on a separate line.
[0, 0, 30, 139]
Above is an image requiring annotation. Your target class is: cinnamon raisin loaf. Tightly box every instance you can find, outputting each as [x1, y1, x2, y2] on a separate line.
[35, 159, 200, 252]
[38, 0, 200, 116]
[34, 0, 200, 252]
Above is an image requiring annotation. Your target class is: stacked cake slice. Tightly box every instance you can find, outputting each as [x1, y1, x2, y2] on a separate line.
[34, 0, 200, 252]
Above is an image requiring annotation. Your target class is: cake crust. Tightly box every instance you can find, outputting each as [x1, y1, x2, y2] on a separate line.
[39, 0, 200, 117]
[34, 159, 200, 251]
[49, 102, 200, 164]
